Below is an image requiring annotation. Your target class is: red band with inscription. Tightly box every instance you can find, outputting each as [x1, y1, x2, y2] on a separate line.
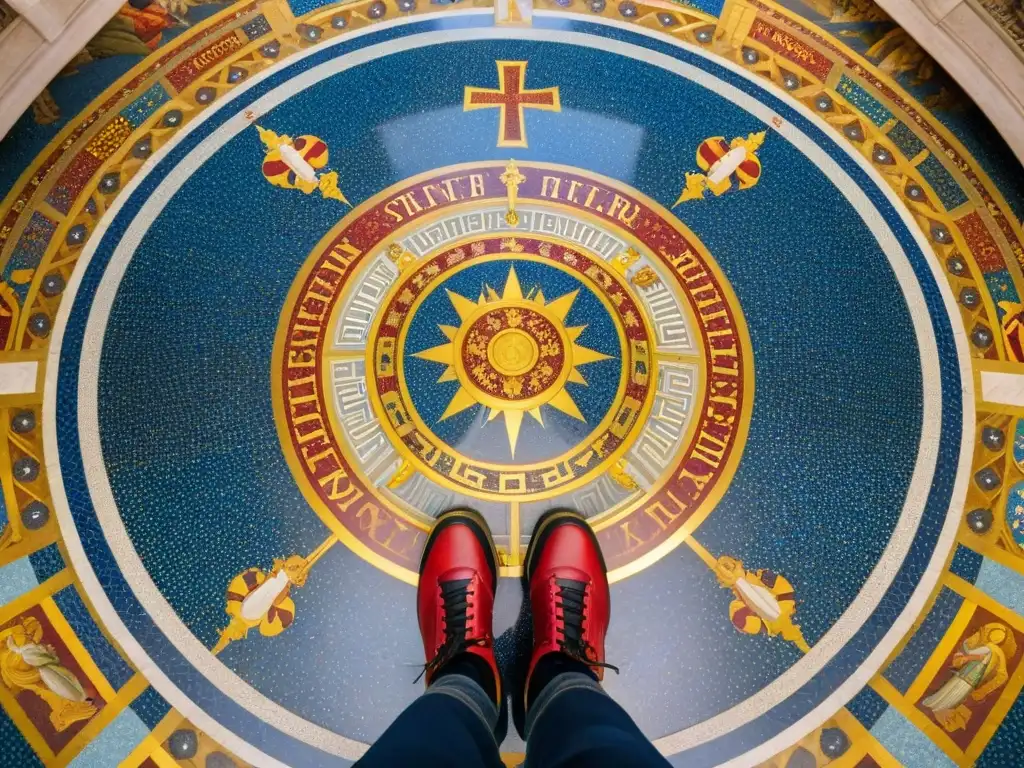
[276, 163, 751, 579]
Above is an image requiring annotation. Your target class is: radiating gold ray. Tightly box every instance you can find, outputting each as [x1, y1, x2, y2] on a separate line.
[547, 388, 585, 422]
[571, 344, 612, 366]
[505, 409, 524, 457]
[503, 266, 524, 301]
[414, 342, 455, 364]
[545, 290, 578, 322]
[419, 264, 614, 446]
[440, 387, 478, 420]
[447, 289, 480, 321]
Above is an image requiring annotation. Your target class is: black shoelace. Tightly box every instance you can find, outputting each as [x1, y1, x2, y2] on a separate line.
[415, 578, 488, 683]
[555, 577, 619, 674]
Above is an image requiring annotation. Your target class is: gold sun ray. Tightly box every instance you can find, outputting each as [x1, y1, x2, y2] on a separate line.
[546, 388, 586, 421]
[414, 344, 454, 365]
[446, 289, 481, 321]
[545, 289, 578, 323]
[503, 266, 524, 301]
[439, 387, 478, 420]
[504, 410, 524, 456]
[571, 345, 612, 366]
[415, 266, 615, 457]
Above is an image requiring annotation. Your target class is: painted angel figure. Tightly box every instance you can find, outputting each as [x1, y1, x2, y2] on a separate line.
[921, 622, 1017, 732]
[998, 300, 1023, 361]
[0, 617, 97, 731]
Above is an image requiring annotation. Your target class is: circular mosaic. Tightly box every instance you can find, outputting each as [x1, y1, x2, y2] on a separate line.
[386, 245, 644, 485]
[274, 164, 751, 582]
[37, 12, 987, 768]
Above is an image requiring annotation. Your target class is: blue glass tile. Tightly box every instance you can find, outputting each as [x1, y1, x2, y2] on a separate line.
[242, 15, 271, 41]
[883, 587, 963, 693]
[287, 0, 335, 16]
[887, 121, 926, 160]
[916, 154, 968, 210]
[29, 543, 66, 582]
[872, 706, 957, 766]
[837, 75, 892, 127]
[54, 585, 135, 689]
[0, 553, 38, 604]
[130, 685, 172, 730]
[948, 544, 982, 582]
[120, 84, 170, 129]
[678, 0, 725, 15]
[0, 701, 42, 767]
[976, 678, 1024, 767]
[847, 685, 888, 730]
[974, 556, 1024, 617]
[985, 270, 1021, 307]
[68, 707, 147, 766]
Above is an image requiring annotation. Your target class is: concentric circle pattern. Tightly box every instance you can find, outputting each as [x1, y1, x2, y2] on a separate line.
[0, 1, 1023, 767]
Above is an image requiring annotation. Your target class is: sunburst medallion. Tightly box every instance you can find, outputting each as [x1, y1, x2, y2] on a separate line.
[414, 266, 612, 457]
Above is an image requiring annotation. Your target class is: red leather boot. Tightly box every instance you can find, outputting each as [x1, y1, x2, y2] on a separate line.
[416, 508, 502, 710]
[520, 509, 617, 725]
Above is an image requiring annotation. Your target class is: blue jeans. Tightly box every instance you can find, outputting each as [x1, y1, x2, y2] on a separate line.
[355, 672, 671, 767]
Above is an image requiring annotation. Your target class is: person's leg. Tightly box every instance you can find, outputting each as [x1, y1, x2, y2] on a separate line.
[355, 654, 504, 767]
[523, 656, 669, 767]
[356, 509, 506, 768]
[519, 510, 670, 768]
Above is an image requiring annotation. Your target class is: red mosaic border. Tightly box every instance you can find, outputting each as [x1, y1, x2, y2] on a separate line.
[278, 164, 749, 574]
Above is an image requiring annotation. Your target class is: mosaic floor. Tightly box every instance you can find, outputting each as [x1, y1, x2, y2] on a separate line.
[1, 0, 1024, 766]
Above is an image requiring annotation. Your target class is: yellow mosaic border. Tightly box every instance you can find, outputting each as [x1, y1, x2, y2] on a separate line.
[871, 572, 1024, 763]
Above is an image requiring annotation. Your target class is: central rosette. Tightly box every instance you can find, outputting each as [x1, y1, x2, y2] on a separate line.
[414, 266, 611, 457]
[470, 309, 555, 392]
[486, 323, 542, 378]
